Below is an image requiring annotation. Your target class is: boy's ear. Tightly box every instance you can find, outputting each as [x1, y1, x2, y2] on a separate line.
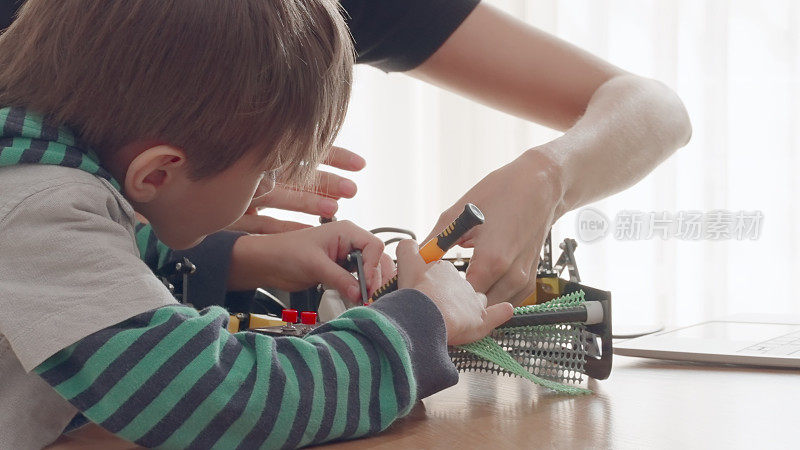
[124, 145, 187, 203]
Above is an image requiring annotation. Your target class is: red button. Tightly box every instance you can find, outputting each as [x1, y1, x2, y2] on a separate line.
[301, 311, 318, 325]
[282, 309, 298, 323]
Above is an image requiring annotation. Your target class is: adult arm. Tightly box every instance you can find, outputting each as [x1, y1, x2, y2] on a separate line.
[409, 3, 692, 304]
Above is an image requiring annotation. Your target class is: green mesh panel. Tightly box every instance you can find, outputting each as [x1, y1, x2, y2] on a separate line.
[451, 290, 593, 395]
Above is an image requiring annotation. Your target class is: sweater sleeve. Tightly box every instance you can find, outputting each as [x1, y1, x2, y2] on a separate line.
[34, 290, 458, 449]
[135, 223, 249, 311]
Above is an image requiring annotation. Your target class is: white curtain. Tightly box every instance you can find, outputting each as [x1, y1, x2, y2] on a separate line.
[271, 0, 800, 330]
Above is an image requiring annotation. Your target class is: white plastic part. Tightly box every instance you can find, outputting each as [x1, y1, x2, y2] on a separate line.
[317, 289, 348, 322]
[583, 301, 604, 325]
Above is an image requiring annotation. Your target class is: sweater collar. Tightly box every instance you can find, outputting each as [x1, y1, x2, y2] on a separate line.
[0, 106, 121, 191]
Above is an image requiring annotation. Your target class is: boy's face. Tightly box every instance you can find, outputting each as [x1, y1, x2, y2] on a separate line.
[134, 150, 277, 250]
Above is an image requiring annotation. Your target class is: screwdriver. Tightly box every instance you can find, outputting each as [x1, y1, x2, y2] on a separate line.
[370, 203, 485, 302]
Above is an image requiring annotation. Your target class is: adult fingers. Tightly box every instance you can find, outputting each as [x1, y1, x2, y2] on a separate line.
[465, 235, 539, 305]
[310, 170, 358, 199]
[249, 185, 339, 218]
[226, 214, 311, 235]
[503, 257, 540, 306]
[481, 258, 535, 306]
[422, 207, 478, 254]
[421, 207, 459, 244]
[323, 146, 367, 171]
[464, 243, 510, 296]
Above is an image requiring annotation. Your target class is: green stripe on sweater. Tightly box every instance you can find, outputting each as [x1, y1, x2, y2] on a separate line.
[332, 308, 416, 416]
[377, 352, 399, 430]
[287, 338, 326, 447]
[333, 330, 375, 437]
[33, 343, 78, 374]
[83, 308, 219, 422]
[49, 308, 176, 398]
[135, 223, 172, 269]
[263, 350, 301, 448]
[306, 334, 351, 441]
[158, 333, 256, 447]
[211, 334, 273, 449]
[35, 302, 419, 448]
[119, 340, 223, 441]
[41, 141, 69, 165]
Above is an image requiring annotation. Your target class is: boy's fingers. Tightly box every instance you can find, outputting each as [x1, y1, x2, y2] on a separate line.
[378, 253, 396, 286]
[482, 302, 514, 332]
[396, 240, 424, 289]
[366, 253, 397, 296]
[227, 214, 310, 234]
[317, 258, 362, 303]
[343, 228, 385, 294]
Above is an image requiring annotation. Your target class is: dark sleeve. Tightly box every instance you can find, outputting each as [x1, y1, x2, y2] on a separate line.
[135, 223, 249, 312]
[169, 230, 247, 310]
[3, 0, 479, 72]
[0, 0, 21, 31]
[341, 0, 480, 72]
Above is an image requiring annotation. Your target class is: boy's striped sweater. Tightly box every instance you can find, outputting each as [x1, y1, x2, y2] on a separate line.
[0, 107, 459, 448]
[34, 294, 453, 449]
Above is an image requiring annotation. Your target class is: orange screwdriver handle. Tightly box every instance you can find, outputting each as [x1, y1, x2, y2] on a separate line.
[370, 204, 484, 302]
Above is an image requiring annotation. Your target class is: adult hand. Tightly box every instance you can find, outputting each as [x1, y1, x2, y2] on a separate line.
[227, 146, 366, 234]
[396, 240, 513, 346]
[423, 148, 565, 306]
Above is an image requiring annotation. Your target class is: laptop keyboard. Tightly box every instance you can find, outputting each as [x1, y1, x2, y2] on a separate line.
[740, 330, 800, 356]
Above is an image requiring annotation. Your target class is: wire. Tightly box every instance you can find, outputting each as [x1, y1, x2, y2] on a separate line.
[370, 227, 417, 240]
[612, 326, 665, 339]
[381, 237, 406, 246]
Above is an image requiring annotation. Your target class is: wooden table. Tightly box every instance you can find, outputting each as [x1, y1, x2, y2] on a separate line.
[49, 356, 799, 449]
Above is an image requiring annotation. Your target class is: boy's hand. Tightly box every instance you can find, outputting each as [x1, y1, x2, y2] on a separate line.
[227, 147, 365, 234]
[229, 221, 394, 303]
[395, 240, 513, 346]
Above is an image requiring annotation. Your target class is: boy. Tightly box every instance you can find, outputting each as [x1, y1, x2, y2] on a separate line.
[0, 1, 512, 449]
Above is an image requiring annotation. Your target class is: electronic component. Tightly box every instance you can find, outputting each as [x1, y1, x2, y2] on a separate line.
[171, 212, 613, 392]
[451, 286, 613, 394]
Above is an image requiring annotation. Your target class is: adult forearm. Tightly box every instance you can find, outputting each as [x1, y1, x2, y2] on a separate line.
[534, 74, 692, 217]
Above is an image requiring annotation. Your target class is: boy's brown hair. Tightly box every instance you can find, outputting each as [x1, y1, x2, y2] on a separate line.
[0, 0, 354, 182]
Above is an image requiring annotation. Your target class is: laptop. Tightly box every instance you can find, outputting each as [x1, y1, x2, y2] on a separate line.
[614, 314, 800, 368]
